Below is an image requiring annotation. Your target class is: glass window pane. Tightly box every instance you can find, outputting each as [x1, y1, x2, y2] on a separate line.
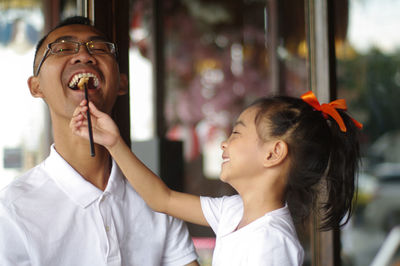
[162, 1, 269, 181]
[0, 2, 47, 189]
[337, 0, 400, 265]
[129, 0, 155, 141]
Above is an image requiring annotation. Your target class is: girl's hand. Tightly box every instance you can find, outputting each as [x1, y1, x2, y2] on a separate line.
[70, 100, 120, 149]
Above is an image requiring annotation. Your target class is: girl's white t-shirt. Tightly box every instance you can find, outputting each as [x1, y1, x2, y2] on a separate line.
[200, 195, 304, 266]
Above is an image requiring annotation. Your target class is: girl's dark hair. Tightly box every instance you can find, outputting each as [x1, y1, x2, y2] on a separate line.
[250, 95, 361, 231]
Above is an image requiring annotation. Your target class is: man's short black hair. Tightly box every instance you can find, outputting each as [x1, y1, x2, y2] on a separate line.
[33, 16, 109, 75]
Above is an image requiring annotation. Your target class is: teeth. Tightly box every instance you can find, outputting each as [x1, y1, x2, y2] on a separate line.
[68, 73, 99, 88]
[222, 158, 230, 163]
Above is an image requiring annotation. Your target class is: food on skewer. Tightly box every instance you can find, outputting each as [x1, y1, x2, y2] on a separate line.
[77, 77, 90, 90]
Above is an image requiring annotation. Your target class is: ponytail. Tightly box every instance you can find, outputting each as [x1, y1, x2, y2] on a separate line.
[321, 110, 361, 230]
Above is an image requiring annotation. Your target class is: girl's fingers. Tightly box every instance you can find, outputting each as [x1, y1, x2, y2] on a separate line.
[72, 105, 82, 117]
[88, 101, 103, 117]
[72, 113, 84, 123]
[70, 113, 88, 130]
[70, 101, 92, 138]
[72, 106, 88, 118]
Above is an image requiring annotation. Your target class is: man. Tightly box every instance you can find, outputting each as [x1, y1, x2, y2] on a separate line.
[0, 16, 198, 266]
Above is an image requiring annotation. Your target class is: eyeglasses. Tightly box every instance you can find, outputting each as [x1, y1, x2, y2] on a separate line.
[35, 40, 117, 76]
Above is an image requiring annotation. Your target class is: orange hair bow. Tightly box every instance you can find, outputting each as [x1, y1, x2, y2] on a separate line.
[301, 91, 363, 132]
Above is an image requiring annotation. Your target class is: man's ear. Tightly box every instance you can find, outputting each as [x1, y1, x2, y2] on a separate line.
[27, 76, 44, 98]
[118, 73, 129, 96]
[263, 140, 289, 167]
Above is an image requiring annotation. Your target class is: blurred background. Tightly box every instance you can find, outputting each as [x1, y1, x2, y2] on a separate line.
[1, 0, 399, 265]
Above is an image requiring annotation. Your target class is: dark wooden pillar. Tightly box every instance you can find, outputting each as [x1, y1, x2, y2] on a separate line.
[90, 0, 131, 146]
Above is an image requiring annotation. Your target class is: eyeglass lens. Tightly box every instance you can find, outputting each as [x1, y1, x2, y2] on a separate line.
[50, 41, 114, 55]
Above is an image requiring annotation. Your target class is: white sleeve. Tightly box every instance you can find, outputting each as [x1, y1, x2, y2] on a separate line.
[162, 215, 198, 266]
[0, 202, 31, 266]
[200, 196, 225, 234]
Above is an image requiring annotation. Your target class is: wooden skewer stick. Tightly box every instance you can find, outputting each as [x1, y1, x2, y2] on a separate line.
[78, 77, 95, 157]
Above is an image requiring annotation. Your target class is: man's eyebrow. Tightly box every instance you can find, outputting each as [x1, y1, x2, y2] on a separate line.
[52, 35, 109, 43]
[90, 36, 109, 42]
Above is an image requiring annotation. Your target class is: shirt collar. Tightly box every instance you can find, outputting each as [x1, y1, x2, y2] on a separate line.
[105, 159, 126, 200]
[43, 145, 126, 208]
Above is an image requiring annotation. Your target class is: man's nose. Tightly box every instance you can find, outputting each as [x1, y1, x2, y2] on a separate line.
[71, 44, 97, 64]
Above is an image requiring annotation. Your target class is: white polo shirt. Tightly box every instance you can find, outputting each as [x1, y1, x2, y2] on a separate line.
[201, 195, 304, 266]
[0, 145, 198, 266]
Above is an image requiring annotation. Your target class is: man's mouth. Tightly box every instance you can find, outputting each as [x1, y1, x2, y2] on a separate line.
[68, 73, 100, 90]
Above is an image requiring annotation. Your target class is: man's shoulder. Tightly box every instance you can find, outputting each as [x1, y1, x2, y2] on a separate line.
[0, 163, 50, 206]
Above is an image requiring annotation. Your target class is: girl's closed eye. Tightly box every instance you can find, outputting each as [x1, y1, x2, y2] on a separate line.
[231, 129, 240, 135]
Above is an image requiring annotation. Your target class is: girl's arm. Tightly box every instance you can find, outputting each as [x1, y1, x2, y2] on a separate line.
[108, 134, 208, 226]
[70, 100, 208, 227]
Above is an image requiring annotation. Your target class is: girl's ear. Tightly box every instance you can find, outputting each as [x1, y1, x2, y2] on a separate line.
[263, 140, 289, 167]
[28, 76, 44, 98]
[118, 73, 129, 96]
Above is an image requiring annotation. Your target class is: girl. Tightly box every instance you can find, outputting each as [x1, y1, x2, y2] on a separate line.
[70, 91, 362, 265]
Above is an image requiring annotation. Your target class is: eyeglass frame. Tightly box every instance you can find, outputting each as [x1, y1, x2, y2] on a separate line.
[34, 40, 118, 76]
